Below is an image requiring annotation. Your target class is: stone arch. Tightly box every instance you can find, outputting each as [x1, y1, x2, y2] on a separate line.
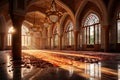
[75, 0, 108, 30]
[27, 0, 75, 27]
[60, 14, 74, 34]
[55, 0, 75, 27]
[64, 19, 73, 32]
[76, 2, 105, 51]
[81, 10, 101, 27]
[52, 23, 58, 34]
[59, 13, 68, 34]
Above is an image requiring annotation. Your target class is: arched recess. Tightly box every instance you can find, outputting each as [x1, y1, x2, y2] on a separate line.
[75, 0, 108, 29]
[55, 0, 75, 29]
[76, 1, 103, 51]
[63, 19, 74, 50]
[82, 12, 101, 51]
[59, 12, 68, 35]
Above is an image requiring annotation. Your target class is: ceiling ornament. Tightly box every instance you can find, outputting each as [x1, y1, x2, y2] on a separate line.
[45, 0, 63, 23]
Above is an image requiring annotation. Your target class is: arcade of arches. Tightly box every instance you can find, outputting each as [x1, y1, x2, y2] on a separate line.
[0, 0, 120, 52]
[0, 0, 120, 80]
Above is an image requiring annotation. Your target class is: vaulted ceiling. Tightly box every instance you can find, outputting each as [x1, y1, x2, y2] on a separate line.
[0, 0, 118, 28]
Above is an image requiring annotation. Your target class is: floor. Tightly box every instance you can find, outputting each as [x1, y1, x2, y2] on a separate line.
[0, 50, 120, 80]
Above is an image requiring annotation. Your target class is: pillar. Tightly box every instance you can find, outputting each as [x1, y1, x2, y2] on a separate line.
[11, 14, 24, 80]
[74, 30, 79, 51]
[48, 37, 51, 49]
[104, 25, 109, 52]
[0, 15, 6, 51]
[59, 34, 62, 50]
[41, 38, 47, 49]
[0, 32, 5, 50]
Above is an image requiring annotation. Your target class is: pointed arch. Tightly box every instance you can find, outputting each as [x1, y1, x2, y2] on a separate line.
[27, 0, 75, 29]
[56, 0, 75, 26]
[75, 0, 108, 29]
[64, 20, 74, 48]
[59, 12, 68, 35]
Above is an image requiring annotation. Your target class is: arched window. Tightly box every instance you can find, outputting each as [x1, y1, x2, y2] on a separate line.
[117, 12, 120, 43]
[7, 27, 14, 46]
[22, 25, 31, 46]
[65, 22, 74, 46]
[7, 25, 31, 47]
[53, 27, 58, 48]
[83, 13, 101, 45]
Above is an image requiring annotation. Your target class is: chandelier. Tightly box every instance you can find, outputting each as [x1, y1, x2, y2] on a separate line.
[45, 0, 62, 23]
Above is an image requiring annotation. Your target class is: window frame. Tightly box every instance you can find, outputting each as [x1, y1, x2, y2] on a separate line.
[65, 22, 74, 47]
[117, 12, 120, 43]
[82, 13, 101, 45]
[7, 25, 31, 47]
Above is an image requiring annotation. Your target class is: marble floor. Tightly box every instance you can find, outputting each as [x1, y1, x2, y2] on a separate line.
[0, 50, 120, 80]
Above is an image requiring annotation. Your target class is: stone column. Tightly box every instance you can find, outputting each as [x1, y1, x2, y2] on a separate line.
[41, 38, 47, 49]
[74, 30, 79, 51]
[52, 35, 54, 49]
[30, 33, 33, 49]
[11, 14, 24, 80]
[48, 37, 51, 49]
[0, 15, 6, 51]
[0, 32, 5, 50]
[104, 25, 109, 52]
[58, 34, 62, 50]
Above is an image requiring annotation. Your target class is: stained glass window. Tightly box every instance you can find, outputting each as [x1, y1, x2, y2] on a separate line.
[83, 13, 101, 45]
[65, 22, 74, 46]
